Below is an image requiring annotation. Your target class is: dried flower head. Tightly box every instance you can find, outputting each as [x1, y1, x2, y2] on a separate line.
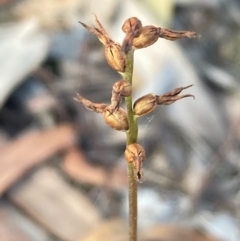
[105, 43, 126, 73]
[124, 143, 145, 182]
[132, 25, 199, 49]
[132, 26, 159, 49]
[79, 15, 126, 73]
[113, 80, 132, 97]
[133, 93, 157, 117]
[103, 107, 129, 131]
[133, 85, 194, 117]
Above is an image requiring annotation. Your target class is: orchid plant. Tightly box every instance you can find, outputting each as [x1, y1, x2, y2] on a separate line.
[75, 15, 198, 241]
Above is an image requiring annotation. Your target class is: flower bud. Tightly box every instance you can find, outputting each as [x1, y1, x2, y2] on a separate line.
[105, 43, 126, 73]
[124, 143, 145, 163]
[112, 80, 132, 97]
[122, 17, 142, 53]
[103, 107, 129, 131]
[124, 143, 145, 182]
[122, 17, 142, 36]
[110, 81, 132, 111]
[133, 94, 157, 117]
[132, 26, 159, 49]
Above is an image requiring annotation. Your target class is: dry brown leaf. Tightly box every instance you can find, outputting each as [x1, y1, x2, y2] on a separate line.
[9, 167, 100, 241]
[62, 147, 127, 189]
[0, 202, 50, 241]
[79, 218, 127, 241]
[143, 224, 220, 241]
[0, 124, 76, 195]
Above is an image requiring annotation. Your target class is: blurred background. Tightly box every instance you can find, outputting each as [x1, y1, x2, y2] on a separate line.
[0, 0, 240, 240]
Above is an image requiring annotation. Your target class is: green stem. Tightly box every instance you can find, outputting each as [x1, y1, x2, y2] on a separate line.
[124, 50, 138, 241]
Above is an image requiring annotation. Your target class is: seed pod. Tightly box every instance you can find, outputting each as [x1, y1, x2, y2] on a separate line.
[105, 42, 126, 73]
[124, 143, 145, 182]
[122, 17, 142, 53]
[132, 25, 159, 49]
[133, 94, 157, 117]
[103, 107, 129, 131]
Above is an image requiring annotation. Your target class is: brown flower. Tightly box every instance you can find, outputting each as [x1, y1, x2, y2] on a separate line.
[124, 143, 145, 182]
[133, 85, 194, 117]
[79, 15, 126, 73]
[132, 25, 159, 49]
[133, 94, 157, 117]
[105, 43, 126, 73]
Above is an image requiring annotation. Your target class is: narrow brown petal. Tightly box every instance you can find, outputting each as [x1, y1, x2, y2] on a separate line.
[74, 94, 107, 113]
[157, 85, 195, 105]
[110, 91, 122, 111]
[112, 80, 132, 97]
[79, 19, 110, 46]
[133, 158, 144, 183]
[109, 81, 132, 111]
[93, 14, 108, 36]
[158, 28, 200, 41]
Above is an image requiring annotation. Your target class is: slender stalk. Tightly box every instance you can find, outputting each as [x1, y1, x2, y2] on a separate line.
[124, 50, 138, 241]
